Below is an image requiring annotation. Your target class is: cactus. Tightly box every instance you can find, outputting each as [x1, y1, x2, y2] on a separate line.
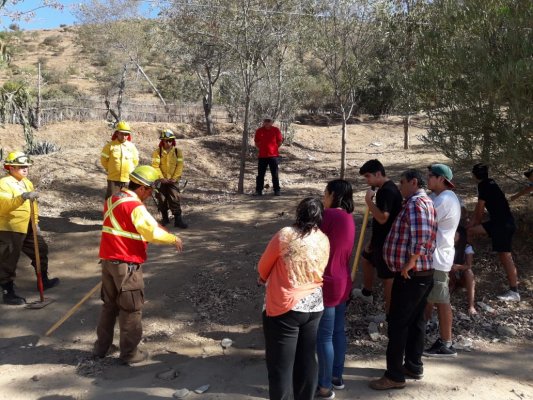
[0, 39, 12, 65]
[0, 83, 34, 150]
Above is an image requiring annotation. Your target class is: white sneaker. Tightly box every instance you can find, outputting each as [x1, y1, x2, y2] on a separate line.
[497, 290, 520, 302]
[351, 288, 373, 304]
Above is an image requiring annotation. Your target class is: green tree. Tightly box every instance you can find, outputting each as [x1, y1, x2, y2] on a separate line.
[162, 4, 228, 135]
[164, 0, 303, 193]
[307, 0, 381, 178]
[414, 0, 533, 172]
[380, 0, 427, 149]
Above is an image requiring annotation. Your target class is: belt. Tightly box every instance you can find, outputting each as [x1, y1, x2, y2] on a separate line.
[101, 259, 141, 271]
[393, 270, 434, 278]
[409, 269, 434, 277]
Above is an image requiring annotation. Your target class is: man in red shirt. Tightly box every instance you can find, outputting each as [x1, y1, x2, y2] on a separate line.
[254, 117, 283, 196]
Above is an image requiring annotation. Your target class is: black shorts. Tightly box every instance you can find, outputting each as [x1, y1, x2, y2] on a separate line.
[362, 244, 395, 279]
[482, 220, 515, 253]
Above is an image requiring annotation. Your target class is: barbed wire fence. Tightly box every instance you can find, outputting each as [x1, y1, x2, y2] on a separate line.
[31, 98, 234, 125]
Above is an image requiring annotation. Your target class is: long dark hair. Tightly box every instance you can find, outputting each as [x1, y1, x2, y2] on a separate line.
[294, 197, 324, 237]
[325, 179, 354, 213]
[453, 226, 468, 265]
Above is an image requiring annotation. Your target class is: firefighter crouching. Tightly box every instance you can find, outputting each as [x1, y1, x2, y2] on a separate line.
[151, 129, 188, 228]
[0, 152, 59, 305]
[93, 165, 183, 364]
[101, 120, 139, 199]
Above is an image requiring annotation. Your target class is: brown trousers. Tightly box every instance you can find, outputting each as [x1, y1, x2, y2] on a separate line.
[155, 182, 182, 216]
[95, 260, 145, 361]
[0, 224, 50, 285]
[105, 180, 127, 199]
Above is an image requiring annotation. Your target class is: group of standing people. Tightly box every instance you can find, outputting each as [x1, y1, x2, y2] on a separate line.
[258, 180, 355, 400]
[257, 158, 525, 399]
[0, 117, 528, 394]
[100, 121, 188, 228]
[96, 121, 188, 364]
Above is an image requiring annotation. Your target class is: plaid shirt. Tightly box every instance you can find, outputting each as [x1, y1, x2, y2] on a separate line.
[383, 189, 437, 272]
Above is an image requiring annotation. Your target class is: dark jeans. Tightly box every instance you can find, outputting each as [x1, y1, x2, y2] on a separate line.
[263, 310, 323, 400]
[0, 223, 49, 285]
[385, 273, 434, 382]
[256, 157, 280, 194]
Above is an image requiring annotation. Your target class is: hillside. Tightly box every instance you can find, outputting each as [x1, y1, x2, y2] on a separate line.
[1, 27, 100, 96]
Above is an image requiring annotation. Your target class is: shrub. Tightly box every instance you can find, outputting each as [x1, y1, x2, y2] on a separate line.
[58, 83, 82, 98]
[42, 35, 62, 48]
[41, 84, 81, 100]
[2, 80, 25, 92]
[37, 56, 48, 67]
[66, 64, 79, 76]
[9, 23, 20, 32]
[41, 87, 64, 100]
[26, 141, 61, 155]
[42, 68, 66, 85]
[52, 47, 66, 56]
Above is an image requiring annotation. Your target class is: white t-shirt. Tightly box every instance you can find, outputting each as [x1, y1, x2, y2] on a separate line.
[431, 190, 462, 272]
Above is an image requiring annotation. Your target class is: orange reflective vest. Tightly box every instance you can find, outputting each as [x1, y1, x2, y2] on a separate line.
[99, 190, 147, 264]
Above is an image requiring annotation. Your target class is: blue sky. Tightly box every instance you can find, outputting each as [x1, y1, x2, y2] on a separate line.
[1, 0, 159, 31]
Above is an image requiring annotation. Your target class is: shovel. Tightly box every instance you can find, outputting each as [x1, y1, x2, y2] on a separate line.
[25, 199, 55, 309]
[350, 186, 375, 282]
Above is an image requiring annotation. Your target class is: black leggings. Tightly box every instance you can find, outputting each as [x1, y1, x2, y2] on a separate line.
[262, 310, 323, 400]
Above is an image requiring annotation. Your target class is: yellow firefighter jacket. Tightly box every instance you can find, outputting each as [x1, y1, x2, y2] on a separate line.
[101, 140, 139, 182]
[151, 147, 184, 181]
[0, 174, 39, 234]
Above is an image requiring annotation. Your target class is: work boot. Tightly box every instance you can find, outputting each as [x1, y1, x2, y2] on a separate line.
[120, 349, 149, 365]
[92, 342, 119, 359]
[42, 273, 60, 290]
[174, 214, 188, 229]
[161, 211, 170, 226]
[1, 281, 26, 305]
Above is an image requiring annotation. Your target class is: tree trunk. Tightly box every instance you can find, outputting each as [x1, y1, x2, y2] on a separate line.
[340, 116, 347, 179]
[403, 115, 410, 150]
[36, 63, 41, 130]
[116, 64, 127, 120]
[238, 91, 251, 194]
[202, 64, 216, 135]
[203, 82, 215, 135]
[481, 100, 494, 162]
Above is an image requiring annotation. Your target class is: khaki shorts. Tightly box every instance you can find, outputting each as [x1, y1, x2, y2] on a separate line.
[427, 270, 450, 304]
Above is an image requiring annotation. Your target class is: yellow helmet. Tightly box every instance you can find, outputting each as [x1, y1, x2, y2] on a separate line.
[130, 165, 159, 188]
[115, 121, 131, 133]
[4, 151, 33, 167]
[159, 129, 176, 140]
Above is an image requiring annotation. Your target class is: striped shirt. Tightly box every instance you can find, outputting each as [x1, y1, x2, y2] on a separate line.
[383, 189, 437, 272]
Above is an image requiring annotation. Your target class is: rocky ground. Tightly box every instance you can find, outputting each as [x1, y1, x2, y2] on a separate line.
[0, 118, 531, 399]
